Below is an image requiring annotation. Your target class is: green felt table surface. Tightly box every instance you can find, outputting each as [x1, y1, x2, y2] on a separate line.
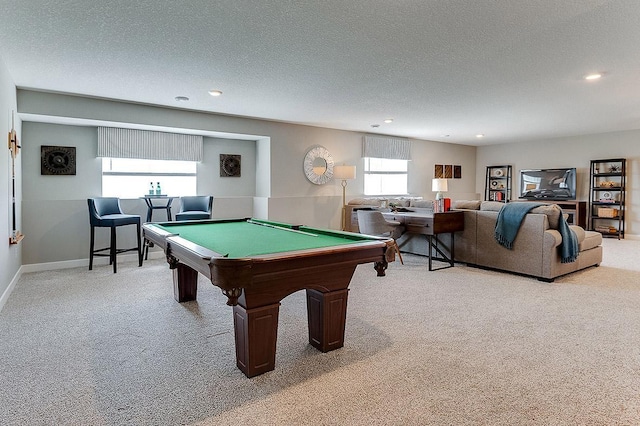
[149, 219, 375, 258]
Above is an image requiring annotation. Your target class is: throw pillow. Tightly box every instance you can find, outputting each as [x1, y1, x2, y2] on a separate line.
[530, 204, 562, 229]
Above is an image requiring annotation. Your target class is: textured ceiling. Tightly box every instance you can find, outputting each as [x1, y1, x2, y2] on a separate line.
[1, 0, 639, 145]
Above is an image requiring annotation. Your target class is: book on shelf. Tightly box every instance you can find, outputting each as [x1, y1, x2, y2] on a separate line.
[595, 225, 617, 234]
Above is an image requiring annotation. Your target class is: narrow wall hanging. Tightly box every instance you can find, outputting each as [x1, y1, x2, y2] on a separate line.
[8, 111, 24, 244]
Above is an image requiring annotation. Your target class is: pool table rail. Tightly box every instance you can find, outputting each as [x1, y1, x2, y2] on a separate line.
[162, 234, 393, 306]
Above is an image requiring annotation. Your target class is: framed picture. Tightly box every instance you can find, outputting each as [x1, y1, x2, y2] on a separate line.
[41, 145, 76, 175]
[444, 165, 453, 178]
[220, 154, 241, 177]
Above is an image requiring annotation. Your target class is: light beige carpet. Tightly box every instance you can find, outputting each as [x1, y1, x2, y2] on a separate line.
[1, 238, 639, 425]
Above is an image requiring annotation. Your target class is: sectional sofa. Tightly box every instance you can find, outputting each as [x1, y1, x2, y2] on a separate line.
[346, 198, 603, 281]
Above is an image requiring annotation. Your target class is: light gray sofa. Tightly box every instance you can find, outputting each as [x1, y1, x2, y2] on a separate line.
[397, 200, 603, 282]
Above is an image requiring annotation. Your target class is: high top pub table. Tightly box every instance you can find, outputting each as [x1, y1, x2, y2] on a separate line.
[142, 195, 174, 222]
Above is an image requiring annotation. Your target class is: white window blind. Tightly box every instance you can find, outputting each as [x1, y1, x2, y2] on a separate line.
[362, 136, 411, 160]
[97, 127, 203, 161]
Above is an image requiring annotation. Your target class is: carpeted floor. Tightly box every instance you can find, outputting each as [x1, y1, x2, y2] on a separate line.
[1, 238, 640, 425]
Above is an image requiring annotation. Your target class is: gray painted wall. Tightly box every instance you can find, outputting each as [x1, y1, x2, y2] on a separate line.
[476, 131, 638, 236]
[21, 122, 259, 264]
[1, 56, 21, 305]
[16, 90, 478, 266]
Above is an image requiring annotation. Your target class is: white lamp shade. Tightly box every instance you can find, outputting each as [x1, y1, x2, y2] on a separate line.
[432, 178, 448, 192]
[334, 165, 356, 180]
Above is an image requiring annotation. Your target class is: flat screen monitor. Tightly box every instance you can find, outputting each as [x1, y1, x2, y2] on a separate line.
[519, 168, 576, 200]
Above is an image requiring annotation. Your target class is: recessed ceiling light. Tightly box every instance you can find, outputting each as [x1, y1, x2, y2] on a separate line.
[584, 73, 603, 80]
[174, 96, 189, 102]
[384, 118, 394, 124]
[208, 90, 223, 97]
[476, 134, 485, 138]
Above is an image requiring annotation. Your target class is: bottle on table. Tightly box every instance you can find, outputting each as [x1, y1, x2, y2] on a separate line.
[149, 182, 154, 195]
[155, 182, 161, 195]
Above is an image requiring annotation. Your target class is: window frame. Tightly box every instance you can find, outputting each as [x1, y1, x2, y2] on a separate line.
[363, 157, 409, 196]
[101, 157, 198, 198]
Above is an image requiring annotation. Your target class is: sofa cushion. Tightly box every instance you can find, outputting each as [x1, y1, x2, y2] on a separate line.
[410, 200, 435, 208]
[480, 201, 562, 229]
[452, 200, 481, 210]
[580, 231, 603, 251]
[480, 201, 505, 211]
[388, 198, 414, 207]
[348, 197, 384, 206]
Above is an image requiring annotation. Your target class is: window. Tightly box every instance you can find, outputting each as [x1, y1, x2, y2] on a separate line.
[102, 158, 197, 198]
[363, 157, 408, 196]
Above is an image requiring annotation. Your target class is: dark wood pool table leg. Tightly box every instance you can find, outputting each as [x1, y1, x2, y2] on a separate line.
[233, 303, 280, 378]
[306, 289, 349, 352]
[172, 263, 198, 302]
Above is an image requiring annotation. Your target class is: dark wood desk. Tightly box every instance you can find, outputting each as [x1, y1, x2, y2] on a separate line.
[383, 211, 465, 270]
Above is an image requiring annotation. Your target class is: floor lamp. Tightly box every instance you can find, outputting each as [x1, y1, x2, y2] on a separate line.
[334, 165, 356, 230]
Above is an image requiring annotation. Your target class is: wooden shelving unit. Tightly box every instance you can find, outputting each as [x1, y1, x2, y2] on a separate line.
[588, 158, 626, 239]
[485, 165, 512, 202]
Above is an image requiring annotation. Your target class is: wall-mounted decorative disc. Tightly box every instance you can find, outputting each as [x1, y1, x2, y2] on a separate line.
[303, 145, 334, 185]
[220, 154, 241, 177]
[41, 145, 76, 175]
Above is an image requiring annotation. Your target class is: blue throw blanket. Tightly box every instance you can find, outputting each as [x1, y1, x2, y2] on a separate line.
[495, 202, 540, 249]
[495, 202, 579, 263]
[557, 212, 579, 263]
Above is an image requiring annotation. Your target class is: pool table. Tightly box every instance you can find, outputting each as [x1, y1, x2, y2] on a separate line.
[142, 218, 395, 377]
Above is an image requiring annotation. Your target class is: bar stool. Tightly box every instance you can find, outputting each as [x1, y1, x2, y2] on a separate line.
[88, 197, 143, 273]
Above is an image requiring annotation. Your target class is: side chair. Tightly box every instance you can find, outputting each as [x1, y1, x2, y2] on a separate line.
[175, 196, 213, 221]
[357, 210, 404, 265]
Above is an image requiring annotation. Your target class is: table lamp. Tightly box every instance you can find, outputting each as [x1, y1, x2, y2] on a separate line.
[334, 165, 357, 230]
[432, 178, 448, 200]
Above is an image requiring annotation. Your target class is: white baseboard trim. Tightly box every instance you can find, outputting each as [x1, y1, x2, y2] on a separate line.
[20, 251, 165, 274]
[1, 251, 165, 313]
[0, 265, 24, 313]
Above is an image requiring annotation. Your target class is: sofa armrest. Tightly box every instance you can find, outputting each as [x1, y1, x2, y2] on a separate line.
[544, 229, 562, 249]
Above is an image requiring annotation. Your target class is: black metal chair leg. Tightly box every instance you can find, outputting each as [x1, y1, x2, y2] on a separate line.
[89, 226, 95, 270]
[137, 223, 143, 266]
[111, 226, 117, 273]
